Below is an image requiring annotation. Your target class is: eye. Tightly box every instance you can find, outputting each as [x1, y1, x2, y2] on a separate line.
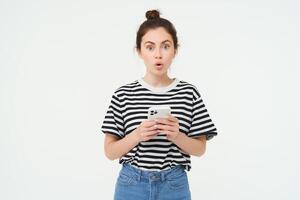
[163, 44, 170, 50]
[146, 45, 154, 51]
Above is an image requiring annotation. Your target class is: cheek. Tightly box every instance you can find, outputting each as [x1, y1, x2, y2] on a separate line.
[166, 54, 175, 62]
[141, 55, 151, 63]
[145, 57, 153, 64]
[165, 51, 175, 59]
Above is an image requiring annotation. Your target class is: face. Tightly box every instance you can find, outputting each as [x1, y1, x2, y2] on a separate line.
[138, 27, 176, 77]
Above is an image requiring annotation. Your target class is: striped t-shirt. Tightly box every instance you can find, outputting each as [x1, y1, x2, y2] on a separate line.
[101, 78, 217, 171]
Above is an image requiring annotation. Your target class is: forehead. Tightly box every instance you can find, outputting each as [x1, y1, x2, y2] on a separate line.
[141, 27, 173, 44]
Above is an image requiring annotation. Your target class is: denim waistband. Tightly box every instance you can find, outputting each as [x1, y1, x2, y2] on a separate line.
[121, 163, 185, 182]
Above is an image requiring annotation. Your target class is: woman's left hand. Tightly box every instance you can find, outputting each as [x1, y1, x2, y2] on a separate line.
[155, 114, 180, 142]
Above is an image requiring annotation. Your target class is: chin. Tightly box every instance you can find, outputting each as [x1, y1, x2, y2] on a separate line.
[151, 70, 168, 76]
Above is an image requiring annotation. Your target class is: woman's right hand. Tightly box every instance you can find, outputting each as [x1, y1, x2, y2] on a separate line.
[133, 120, 159, 142]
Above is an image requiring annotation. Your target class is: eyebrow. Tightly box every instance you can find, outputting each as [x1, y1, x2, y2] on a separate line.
[144, 40, 172, 45]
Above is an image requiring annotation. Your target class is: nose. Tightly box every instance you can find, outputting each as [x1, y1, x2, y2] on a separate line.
[154, 49, 162, 59]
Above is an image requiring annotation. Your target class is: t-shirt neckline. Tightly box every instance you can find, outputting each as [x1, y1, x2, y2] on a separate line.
[138, 77, 180, 94]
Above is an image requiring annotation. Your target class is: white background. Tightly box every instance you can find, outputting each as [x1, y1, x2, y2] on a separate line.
[1, 0, 300, 199]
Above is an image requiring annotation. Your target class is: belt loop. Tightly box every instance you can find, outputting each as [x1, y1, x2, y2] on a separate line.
[161, 172, 165, 181]
[137, 168, 141, 181]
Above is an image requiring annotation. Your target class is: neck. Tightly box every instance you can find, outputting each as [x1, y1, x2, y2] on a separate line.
[143, 73, 173, 87]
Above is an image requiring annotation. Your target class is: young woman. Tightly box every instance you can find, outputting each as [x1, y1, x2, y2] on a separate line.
[101, 9, 217, 200]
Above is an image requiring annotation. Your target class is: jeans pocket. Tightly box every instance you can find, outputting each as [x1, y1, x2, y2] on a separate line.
[117, 172, 138, 186]
[166, 172, 189, 191]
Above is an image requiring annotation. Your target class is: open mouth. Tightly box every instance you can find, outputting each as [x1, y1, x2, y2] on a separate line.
[155, 64, 163, 70]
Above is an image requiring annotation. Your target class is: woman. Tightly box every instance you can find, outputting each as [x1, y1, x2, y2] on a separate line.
[101, 9, 217, 200]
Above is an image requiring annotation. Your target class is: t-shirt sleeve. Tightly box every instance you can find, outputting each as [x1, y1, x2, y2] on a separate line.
[101, 92, 125, 138]
[188, 87, 218, 140]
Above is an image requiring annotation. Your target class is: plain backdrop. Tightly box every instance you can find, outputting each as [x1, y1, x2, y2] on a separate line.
[1, 0, 300, 199]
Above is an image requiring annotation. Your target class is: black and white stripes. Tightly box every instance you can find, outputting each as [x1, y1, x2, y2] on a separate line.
[101, 78, 217, 171]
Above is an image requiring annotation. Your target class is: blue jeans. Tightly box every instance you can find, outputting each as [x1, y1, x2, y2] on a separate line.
[114, 163, 191, 200]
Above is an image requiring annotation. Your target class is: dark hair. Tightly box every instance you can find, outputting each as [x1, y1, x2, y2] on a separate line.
[136, 9, 178, 51]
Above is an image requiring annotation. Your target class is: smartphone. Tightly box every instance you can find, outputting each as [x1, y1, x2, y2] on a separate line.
[147, 105, 171, 120]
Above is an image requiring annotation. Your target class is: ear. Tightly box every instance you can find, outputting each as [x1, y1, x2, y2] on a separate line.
[174, 44, 179, 57]
[173, 49, 177, 58]
[136, 48, 143, 59]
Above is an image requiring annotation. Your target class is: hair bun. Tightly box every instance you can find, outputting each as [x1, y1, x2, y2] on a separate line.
[146, 9, 160, 20]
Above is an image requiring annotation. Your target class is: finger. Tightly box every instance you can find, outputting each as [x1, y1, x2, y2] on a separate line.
[156, 118, 173, 125]
[143, 120, 157, 127]
[147, 126, 159, 131]
[149, 133, 159, 139]
[144, 130, 159, 136]
[157, 123, 178, 131]
[162, 130, 174, 136]
[142, 125, 158, 132]
[156, 124, 174, 132]
[144, 134, 157, 141]
[167, 115, 178, 123]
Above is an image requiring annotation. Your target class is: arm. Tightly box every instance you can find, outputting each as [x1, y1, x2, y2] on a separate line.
[171, 133, 206, 157]
[104, 120, 158, 160]
[104, 132, 139, 160]
[155, 115, 207, 157]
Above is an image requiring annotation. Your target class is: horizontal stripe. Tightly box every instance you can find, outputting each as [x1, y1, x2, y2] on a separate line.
[101, 79, 217, 171]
